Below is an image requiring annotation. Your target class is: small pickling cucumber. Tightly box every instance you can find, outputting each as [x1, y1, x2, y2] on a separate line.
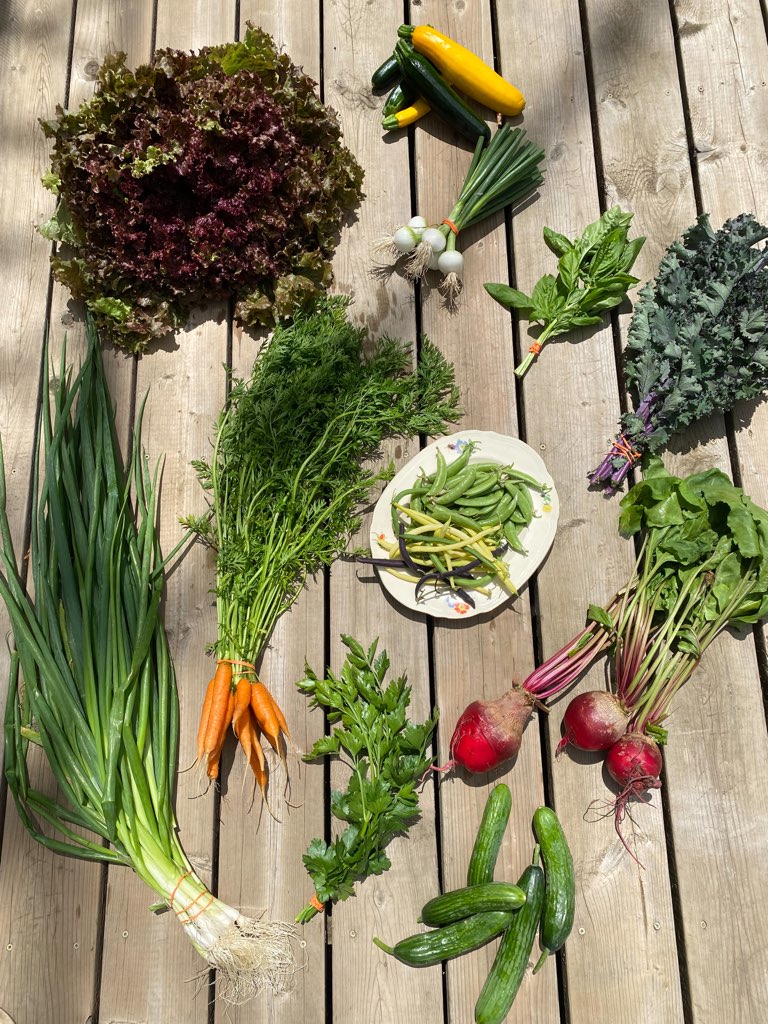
[532, 805, 575, 973]
[474, 850, 545, 1024]
[420, 881, 526, 926]
[467, 783, 512, 885]
[373, 911, 514, 968]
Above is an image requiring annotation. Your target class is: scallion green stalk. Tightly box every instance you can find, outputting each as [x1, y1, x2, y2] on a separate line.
[0, 320, 295, 1003]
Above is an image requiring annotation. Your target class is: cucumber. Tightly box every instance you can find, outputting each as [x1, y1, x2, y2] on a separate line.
[371, 53, 400, 90]
[373, 911, 514, 968]
[474, 852, 546, 1024]
[467, 784, 512, 885]
[532, 806, 575, 972]
[420, 881, 526, 926]
[382, 80, 419, 117]
[394, 40, 490, 143]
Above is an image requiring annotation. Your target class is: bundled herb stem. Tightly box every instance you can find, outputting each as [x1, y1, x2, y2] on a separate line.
[0, 321, 295, 1002]
[296, 635, 437, 923]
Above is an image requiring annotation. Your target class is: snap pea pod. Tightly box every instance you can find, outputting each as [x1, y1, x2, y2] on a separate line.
[464, 472, 502, 498]
[433, 468, 478, 505]
[458, 488, 507, 509]
[427, 448, 448, 497]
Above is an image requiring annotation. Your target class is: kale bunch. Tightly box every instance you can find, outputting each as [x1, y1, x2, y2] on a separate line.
[590, 213, 768, 492]
[39, 26, 364, 351]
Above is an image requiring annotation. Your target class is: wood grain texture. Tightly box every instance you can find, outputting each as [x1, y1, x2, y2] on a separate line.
[322, 2, 442, 1022]
[496, 2, 685, 1022]
[94, 4, 236, 1021]
[661, 2, 768, 1018]
[410, 2, 559, 1020]
[0, 2, 105, 1022]
[213, 6, 327, 1024]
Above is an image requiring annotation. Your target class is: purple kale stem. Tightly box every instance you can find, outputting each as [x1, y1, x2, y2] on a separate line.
[589, 391, 656, 491]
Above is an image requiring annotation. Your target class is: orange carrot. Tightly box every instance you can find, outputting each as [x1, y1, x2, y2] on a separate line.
[231, 677, 252, 734]
[206, 688, 235, 780]
[202, 660, 233, 758]
[196, 678, 215, 762]
[233, 703, 253, 766]
[249, 681, 286, 756]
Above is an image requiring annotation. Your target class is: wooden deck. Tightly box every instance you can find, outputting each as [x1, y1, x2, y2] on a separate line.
[1, 1, 767, 1021]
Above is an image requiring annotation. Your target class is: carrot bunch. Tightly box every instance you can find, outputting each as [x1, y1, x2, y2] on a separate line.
[197, 660, 290, 800]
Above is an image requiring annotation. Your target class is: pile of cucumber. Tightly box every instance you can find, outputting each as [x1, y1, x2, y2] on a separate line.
[373, 786, 575, 1024]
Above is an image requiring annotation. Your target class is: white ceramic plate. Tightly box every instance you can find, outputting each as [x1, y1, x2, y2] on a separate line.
[368, 430, 559, 620]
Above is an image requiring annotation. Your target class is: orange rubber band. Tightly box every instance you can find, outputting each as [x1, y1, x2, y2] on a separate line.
[309, 894, 325, 912]
[528, 342, 543, 355]
[170, 870, 192, 908]
[218, 658, 256, 671]
[612, 434, 641, 464]
[441, 218, 459, 235]
[178, 892, 216, 925]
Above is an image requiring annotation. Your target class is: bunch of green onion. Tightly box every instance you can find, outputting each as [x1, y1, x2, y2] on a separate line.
[0, 322, 294, 1002]
[376, 126, 545, 300]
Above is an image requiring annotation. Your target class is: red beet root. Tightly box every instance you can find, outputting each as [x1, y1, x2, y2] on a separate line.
[605, 732, 662, 793]
[449, 686, 535, 773]
[555, 690, 629, 756]
[604, 732, 663, 865]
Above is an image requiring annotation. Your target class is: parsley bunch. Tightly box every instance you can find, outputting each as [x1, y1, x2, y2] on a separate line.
[590, 213, 768, 492]
[296, 635, 437, 923]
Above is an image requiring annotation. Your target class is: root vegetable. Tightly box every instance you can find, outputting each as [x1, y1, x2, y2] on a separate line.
[605, 732, 662, 794]
[555, 691, 629, 755]
[448, 686, 535, 773]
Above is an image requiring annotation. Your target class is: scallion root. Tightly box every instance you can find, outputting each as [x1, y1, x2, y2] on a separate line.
[206, 915, 299, 1004]
[371, 234, 398, 262]
[405, 240, 435, 279]
[439, 271, 463, 307]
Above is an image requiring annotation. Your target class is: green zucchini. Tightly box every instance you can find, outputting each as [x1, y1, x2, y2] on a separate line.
[467, 784, 512, 885]
[394, 40, 490, 143]
[373, 911, 514, 968]
[371, 53, 400, 90]
[532, 806, 575, 972]
[420, 881, 526, 926]
[382, 80, 419, 117]
[474, 851, 546, 1024]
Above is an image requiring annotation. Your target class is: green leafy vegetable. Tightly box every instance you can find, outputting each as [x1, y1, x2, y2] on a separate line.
[590, 213, 768, 491]
[182, 295, 460, 699]
[296, 635, 437, 922]
[0, 320, 295, 998]
[39, 26, 363, 351]
[484, 206, 645, 378]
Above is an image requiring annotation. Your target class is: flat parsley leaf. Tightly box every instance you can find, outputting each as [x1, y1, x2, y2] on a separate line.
[296, 635, 437, 922]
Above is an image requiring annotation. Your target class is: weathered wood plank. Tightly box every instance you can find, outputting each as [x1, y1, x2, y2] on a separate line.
[662, 1, 768, 1018]
[95, 5, 236, 1021]
[0, 3, 107, 1022]
[321, 2, 442, 1022]
[213, 6, 327, 1023]
[410, 2, 559, 1020]
[496, 1, 686, 1021]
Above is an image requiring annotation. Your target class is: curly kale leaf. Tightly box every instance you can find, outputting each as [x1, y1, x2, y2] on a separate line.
[590, 213, 768, 492]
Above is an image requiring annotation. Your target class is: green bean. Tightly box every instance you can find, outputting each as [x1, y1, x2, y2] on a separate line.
[463, 472, 501, 498]
[503, 520, 526, 554]
[444, 442, 477, 479]
[428, 449, 448, 497]
[457, 488, 506, 509]
[432, 468, 478, 505]
[504, 467, 547, 490]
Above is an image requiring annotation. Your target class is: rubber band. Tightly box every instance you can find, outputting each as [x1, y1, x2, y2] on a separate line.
[177, 892, 216, 925]
[309, 894, 325, 912]
[218, 658, 256, 671]
[441, 218, 459, 235]
[612, 434, 641, 464]
[169, 870, 192, 908]
[528, 342, 542, 355]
